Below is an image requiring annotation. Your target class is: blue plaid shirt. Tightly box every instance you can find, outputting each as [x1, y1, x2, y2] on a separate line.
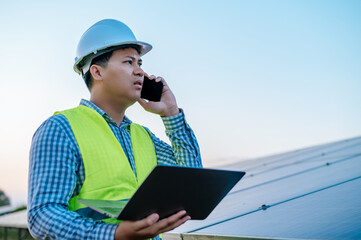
[28, 99, 202, 240]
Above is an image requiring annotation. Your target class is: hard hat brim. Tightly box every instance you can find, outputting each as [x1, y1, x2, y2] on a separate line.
[73, 41, 152, 75]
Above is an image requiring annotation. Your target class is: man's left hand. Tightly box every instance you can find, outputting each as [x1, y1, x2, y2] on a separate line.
[138, 74, 180, 117]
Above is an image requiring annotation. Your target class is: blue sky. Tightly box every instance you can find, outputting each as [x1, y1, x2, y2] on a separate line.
[0, 0, 360, 205]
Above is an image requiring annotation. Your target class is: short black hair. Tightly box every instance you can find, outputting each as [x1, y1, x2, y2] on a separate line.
[83, 44, 142, 90]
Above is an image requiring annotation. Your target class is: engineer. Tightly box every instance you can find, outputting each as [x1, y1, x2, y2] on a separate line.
[28, 19, 202, 240]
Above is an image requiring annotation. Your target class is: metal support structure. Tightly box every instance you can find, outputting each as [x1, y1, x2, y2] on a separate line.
[3, 227, 7, 240]
[1, 227, 31, 240]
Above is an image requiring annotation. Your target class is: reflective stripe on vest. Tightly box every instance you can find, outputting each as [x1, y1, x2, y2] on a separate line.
[55, 105, 157, 223]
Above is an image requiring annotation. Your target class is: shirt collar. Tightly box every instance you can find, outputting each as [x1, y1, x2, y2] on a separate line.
[79, 99, 132, 126]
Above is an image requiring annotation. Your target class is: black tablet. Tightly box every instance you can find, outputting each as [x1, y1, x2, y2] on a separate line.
[79, 165, 245, 221]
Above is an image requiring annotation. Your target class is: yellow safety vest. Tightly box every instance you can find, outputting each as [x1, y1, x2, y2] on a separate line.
[56, 105, 157, 223]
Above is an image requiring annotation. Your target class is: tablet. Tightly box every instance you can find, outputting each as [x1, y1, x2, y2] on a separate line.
[78, 165, 245, 221]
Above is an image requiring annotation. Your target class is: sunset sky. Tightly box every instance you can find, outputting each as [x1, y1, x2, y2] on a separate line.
[1, 0, 360, 206]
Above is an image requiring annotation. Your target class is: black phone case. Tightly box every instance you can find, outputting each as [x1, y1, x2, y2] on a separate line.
[141, 77, 164, 102]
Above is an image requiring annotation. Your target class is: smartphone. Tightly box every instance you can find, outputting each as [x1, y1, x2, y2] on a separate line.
[141, 76, 164, 102]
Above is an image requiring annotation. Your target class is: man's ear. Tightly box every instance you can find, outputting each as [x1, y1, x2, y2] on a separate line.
[89, 65, 104, 81]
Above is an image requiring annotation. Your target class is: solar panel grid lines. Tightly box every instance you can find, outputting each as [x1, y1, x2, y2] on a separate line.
[240, 138, 361, 176]
[229, 152, 361, 195]
[264, 175, 361, 210]
[186, 175, 361, 234]
[245, 149, 361, 178]
[247, 151, 361, 178]
[173, 154, 361, 233]
[229, 147, 361, 193]
[194, 177, 361, 239]
[172, 135, 361, 237]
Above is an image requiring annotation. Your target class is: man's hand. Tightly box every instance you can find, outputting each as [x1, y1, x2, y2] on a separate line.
[138, 74, 180, 117]
[114, 210, 190, 240]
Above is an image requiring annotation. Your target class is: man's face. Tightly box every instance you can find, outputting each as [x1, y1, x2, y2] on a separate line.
[99, 47, 144, 105]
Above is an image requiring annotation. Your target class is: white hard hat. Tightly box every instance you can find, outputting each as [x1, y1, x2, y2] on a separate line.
[74, 19, 152, 75]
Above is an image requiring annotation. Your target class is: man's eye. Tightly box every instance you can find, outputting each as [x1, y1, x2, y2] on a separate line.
[125, 60, 132, 64]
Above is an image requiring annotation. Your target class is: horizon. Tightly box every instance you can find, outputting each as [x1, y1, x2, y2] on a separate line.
[3, 134, 360, 208]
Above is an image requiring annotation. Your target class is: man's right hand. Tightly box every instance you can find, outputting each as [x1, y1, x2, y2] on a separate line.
[114, 210, 190, 240]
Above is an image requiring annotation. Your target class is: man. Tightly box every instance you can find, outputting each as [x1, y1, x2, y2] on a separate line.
[28, 19, 202, 240]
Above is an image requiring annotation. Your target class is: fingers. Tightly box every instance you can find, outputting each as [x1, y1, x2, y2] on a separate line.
[133, 213, 160, 231]
[114, 214, 159, 240]
[138, 210, 188, 237]
[143, 72, 150, 78]
[156, 212, 191, 233]
[115, 211, 190, 240]
[137, 98, 148, 107]
[144, 73, 167, 86]
[157, 210, 187, 229]
[161, 214, 191, 232]
[155, 77, 163, 83]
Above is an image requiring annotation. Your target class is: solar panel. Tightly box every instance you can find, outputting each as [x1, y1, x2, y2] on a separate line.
[195, 177, 361, 239]
[171, 136, 361, 240]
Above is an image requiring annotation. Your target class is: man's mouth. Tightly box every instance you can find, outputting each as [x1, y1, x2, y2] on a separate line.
[134, 80, 142, 87]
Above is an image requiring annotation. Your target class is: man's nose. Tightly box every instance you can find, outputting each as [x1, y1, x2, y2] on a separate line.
[134, 65, 144, 76]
